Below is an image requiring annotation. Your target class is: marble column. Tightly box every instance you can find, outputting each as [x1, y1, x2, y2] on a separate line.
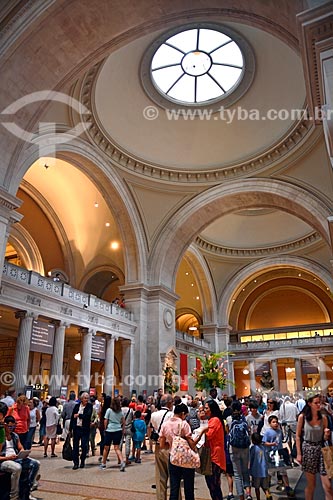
[79, 328, 93, 393]
[13, 310, 35, 394]
[271, 359, 279, 393]
[0, 190, 22, 288]
[318, 357, 328, 392]
[121, 339, 134, 397]
[49, 321, 68, 396]
[104, 335, 115, 396]
[227, 358, 235, 397]
[249, 360, 256, 395]
[294, 358, 303, 392]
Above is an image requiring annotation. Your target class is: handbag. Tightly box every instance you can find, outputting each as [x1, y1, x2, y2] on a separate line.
[322, 443, 333, 479]
[170, 423, 200, 469]
[56, 422, 62, 435]
[196, 446, 212, 475]
[151, 409, 169, 441]
[62, 434, 73, 461]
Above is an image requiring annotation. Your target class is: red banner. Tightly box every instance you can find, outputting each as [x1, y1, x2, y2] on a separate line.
[180, 353, 188, 391]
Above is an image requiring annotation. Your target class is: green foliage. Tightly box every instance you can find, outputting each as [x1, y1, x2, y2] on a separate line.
[191, 352, 233, 391]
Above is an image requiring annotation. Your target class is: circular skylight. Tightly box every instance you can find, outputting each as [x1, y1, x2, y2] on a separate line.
[151, 27, 244, 104]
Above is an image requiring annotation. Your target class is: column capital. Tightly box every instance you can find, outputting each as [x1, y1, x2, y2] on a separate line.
[15, 310, 35, 320]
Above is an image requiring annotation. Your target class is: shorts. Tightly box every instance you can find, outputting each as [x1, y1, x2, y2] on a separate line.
[104, 430, 122, 446]
[252, 477, 270, 490]
[302, 441, 326, 475]
[133, 440, 143, 449]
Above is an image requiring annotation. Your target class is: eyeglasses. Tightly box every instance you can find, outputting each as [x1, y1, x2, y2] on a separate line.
[267, 401, 274, 404]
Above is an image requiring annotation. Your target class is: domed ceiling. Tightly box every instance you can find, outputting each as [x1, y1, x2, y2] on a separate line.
[91, 22, 306, 169]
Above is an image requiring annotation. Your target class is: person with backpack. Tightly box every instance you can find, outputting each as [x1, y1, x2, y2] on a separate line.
[201, 399, 226, 500]
[228, 400, 252, 500]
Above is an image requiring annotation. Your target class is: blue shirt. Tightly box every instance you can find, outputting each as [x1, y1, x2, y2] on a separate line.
[262, 427, 283, 451]
[249, 444, 268, 478]
[104, 408, 123, 432]
[132, 419, 146, 442]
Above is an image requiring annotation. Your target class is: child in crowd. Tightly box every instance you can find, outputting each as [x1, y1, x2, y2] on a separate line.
[131, 410, 146, 463]
[249, 432, 272, 500]
[262, 415, 295, 498]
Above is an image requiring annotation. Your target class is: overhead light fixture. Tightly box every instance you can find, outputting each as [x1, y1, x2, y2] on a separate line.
[74, 352, 81, 361]
[94, 201, 99, 208]
[105, 222, 110, 227]
[189, 326, 197, 331]
[286, 367, 293, 373]
[111, 241, 119, 250]
[243, 368, 250, 375]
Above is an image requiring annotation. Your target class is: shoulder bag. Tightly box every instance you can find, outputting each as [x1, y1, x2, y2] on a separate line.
[196, 445, 212, 475]
[170, 422, 200, 469]
[151, 409, 169, 441]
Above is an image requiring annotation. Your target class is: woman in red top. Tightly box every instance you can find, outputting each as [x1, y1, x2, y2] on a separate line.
[202, 399, 226, 500]
[8, 395, 30, 449]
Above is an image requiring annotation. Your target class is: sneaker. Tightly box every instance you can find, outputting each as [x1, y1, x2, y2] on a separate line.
[227, 495, 235, 500]
[135, 458, 141, 463]
[128, 456, 135, 461]
[120, 461, 126, 471]
[286, 487, 295, 498]
[31, 474, 41, 491]
[29, 495, 37, 500]
[245, 496, 253, 500]
[99, 464, 106, 470]
[266, 495, 273, 500]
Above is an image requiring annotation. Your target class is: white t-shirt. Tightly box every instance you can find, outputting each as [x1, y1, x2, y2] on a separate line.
[5, 439, 15, 456]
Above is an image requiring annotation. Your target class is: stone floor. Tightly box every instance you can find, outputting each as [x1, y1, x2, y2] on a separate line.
[29, 439, 303, 500]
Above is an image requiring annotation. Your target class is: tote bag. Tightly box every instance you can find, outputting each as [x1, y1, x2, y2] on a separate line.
[322, 444, 333, 479]
[196, 446, 212, 475]
[170, 423, 200, 469]
[62, 434, 73, 461]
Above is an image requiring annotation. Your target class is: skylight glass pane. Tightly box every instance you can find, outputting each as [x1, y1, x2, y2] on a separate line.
[167, 29, 198, 53]
[152, 44, 183, 70]
[198, 28, 231, 53]
[212, 42, 243, 66]
[209, 65, 242, 91]
[150, 26, 245, 105]
[152, 66, 184, 93]
[196, 74, 224, 102]
[168, 74, 195, 102]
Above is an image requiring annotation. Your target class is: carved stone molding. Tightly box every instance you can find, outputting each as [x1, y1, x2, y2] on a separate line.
[297, 3, 333, 119]
[79, 62, 315, 184]
[195, 231, 321, 258]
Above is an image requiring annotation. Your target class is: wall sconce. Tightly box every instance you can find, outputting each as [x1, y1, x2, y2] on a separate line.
[74, 352, 81, 361]
[243, 368, 250, 375]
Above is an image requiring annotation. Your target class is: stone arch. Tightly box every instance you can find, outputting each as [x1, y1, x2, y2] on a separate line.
[148, 178, 332, 289]
[184, 245, 217, 324]
[218, 255, 333, 325]
[79, 264, 125, 298]
[11, 139, 147, 285]
[8, 223, 44, 274]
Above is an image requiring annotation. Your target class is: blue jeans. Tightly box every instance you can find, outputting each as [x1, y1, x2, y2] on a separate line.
[26, 427, 37, 451]
[72, 427, 90, 466]
[169, 460, 195, 500]
[230, 447, 250, 496]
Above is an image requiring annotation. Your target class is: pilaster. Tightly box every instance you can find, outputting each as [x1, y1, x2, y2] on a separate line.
[49, 321, 69, 396]
[13, 310, 35, 394]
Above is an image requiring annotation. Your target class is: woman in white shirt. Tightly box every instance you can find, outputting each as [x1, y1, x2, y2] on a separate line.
[44, 397, 59, 457]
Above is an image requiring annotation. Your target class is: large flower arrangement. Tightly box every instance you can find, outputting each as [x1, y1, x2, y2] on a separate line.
[163, 364, 179, 394]
[192, 352, 232, 391]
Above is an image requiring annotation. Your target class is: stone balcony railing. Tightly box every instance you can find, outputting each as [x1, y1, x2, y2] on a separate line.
[231, 335, 333, 352]
[176, 330, 211, 353]
[2, 261, 133, 322]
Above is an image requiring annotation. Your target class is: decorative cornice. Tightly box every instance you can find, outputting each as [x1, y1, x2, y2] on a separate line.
[195, 231, 322, 258]
[80, 62, 315, 184]
[297, 3, 333, 118]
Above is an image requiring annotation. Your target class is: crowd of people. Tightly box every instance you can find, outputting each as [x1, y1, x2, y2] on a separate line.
[1, 387, 333, 500]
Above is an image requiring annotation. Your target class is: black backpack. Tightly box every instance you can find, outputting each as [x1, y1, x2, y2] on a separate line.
[229, 418, 250, 449]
